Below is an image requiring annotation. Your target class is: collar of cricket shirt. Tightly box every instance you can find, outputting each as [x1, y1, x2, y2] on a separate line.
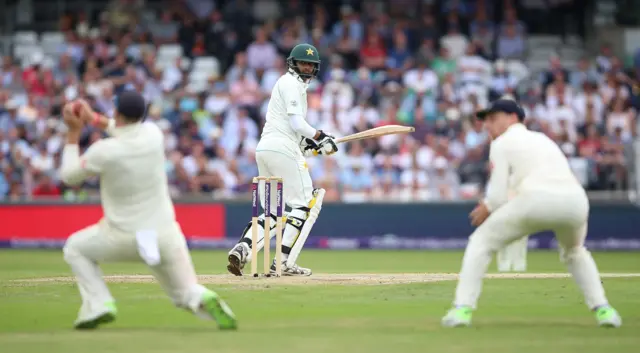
[110, 122, 142, 137]
[288, 70, 310, 89]
[507, 123, 526, 132]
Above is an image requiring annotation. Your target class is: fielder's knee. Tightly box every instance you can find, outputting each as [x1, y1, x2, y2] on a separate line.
[62, 234, 81, 264]
[559, 245, 588, 264]
[465, 234, 494, 257]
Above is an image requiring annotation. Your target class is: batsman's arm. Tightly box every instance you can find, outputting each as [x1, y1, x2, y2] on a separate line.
[60, 140, 107, 186]
[289, 114, 322, 139]
[483, 140, 510, 212]
[291, 115, 338, 157]
[280, 80, 323, 140]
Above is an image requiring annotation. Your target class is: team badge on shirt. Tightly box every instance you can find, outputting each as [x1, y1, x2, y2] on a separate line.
[291, 100, 297, 106]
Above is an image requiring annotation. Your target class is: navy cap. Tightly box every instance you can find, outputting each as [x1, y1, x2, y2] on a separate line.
[476, 99, 525, 121]
[116, 90, 147, 121]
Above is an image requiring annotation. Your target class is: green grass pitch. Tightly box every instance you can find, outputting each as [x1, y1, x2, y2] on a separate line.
[1, 249, 639, 353]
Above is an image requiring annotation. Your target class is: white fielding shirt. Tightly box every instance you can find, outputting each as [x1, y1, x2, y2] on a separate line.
[484, 123, 581, 212]
[261, 72, 315, 146]
[59, 121, 176, 232]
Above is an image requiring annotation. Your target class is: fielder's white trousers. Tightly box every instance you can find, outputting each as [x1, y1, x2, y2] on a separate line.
[454, 185, 610, 310]
[63, 220, 209, 321]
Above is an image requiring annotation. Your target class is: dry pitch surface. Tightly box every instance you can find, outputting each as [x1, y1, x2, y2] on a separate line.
[9, 272, 640, 287]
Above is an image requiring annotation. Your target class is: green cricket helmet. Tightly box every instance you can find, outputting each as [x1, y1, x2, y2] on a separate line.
[287, 43, 320, 81]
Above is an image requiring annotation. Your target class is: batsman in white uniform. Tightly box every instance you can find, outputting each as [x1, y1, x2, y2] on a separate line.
[442, 99, 622, 328]
[227, 43, 338, 276]
[60, 92, 237, 330]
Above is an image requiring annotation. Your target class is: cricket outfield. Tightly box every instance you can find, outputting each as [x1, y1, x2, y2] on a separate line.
[1, 250, 638, 353]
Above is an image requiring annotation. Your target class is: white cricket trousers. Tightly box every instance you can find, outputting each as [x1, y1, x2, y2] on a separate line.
[255, 138, 315, 209]
[454, 185, 610, 310]
[63, 220, 209, 320]
[250, 138, 316, 254]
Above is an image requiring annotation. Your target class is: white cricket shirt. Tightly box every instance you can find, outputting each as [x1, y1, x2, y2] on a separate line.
[261, 72, 309, 145]
[484, 123, 581, 212]
[60, 122, 176, 232]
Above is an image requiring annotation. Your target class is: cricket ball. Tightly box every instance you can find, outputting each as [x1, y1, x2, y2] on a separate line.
[72, 101, 82, 116]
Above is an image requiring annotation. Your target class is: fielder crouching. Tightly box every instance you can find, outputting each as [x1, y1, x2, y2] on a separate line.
[441, 99, 621, 328]
[59, 91, 236, 330]
[227, 44, 337, 277]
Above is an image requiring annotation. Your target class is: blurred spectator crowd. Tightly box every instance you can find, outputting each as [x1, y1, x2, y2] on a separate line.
[0, 0, 639, 202]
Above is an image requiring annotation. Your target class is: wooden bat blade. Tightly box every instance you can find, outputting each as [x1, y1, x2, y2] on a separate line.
[335, 125, 415, 144]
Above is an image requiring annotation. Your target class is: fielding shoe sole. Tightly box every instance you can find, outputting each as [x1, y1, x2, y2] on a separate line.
[74, 302, 117, 330]
[75, 312, 116, 330]
[441, 307, 473, 328]
[201, 291, 238, 330]
[596, 306, 622, 328]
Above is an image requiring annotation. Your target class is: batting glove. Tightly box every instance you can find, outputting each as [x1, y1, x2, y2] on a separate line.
[315, 130, 338, 156]
[300, 137, 320, 157]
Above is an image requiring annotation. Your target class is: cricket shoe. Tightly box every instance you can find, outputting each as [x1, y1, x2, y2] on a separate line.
[227, 243, 249, 276]
[200, 290, 238, 330]
[441, 306, 473, 328]
[74, 301, 117, 330]
[270, 260, 312, 276]
[595, 306, 622, 328]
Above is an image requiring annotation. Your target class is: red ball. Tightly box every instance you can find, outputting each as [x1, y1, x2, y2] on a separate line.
[72, 102, 81, 116]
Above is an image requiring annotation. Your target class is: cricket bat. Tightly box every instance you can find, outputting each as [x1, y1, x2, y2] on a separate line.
[335, 125, 414, 144]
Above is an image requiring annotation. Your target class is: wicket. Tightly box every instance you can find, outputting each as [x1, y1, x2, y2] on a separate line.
[497, 235, 528, 272]
[251, 176, 284, 277]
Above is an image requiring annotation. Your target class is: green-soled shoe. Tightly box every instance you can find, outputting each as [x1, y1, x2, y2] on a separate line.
[74, 301, 117, 330]
[441, 306, 473, 328]
[595, 306, 622, 328]
[201, 291, 238, 330]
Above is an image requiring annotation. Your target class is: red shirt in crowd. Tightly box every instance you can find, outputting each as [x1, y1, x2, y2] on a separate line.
[578, 137, 601, 157]
[32, 184, 61, 197]
[360, 34, 387, 69]
[22, 66, 49, 96]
